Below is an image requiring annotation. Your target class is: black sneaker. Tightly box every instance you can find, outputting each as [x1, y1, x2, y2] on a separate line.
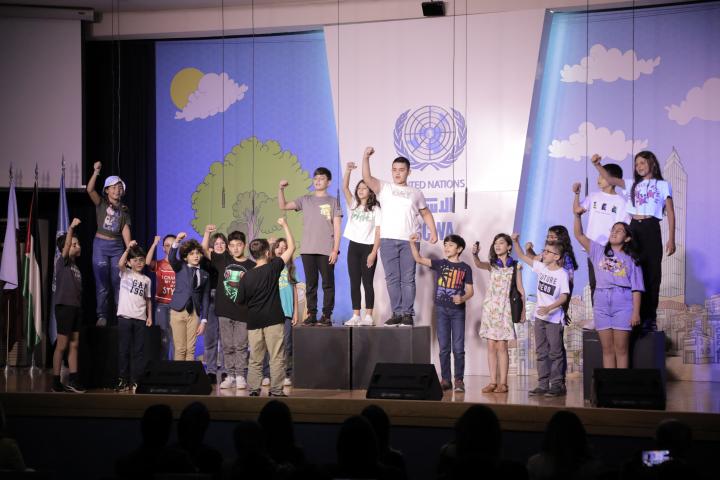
[528, 386, 548, 396]
[545, 385, 567, 397]
[317, 315, 332, 327]
[65, 380, 87, 393]
[440, 380, 452, 391]
[399, 314, 414, 327]
[453, 379, 465, 393]
[269, 392, 288, 397]
[96, 317, 107, 327]
[249, 390, 261, 397]
[302, 315, 317, 327]
[383, 314, 402, 327]
[51, 381, 66, 393]
[116, 378, 129, 392]
[208, 373, 217, 385]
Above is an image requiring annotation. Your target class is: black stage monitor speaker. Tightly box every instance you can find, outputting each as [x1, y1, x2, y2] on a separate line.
[136, 360, 212, 395]
[366, 363, 443, 401]
[592, 368, 666, 410]
[422, 1, 446, 17]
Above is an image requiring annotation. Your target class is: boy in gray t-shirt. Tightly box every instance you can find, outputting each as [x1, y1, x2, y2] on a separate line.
[278, 167, 342, 326]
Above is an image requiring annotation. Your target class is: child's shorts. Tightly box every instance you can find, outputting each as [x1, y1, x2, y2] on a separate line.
[55, 304, 82, 335]
[593, 287, 634, 331]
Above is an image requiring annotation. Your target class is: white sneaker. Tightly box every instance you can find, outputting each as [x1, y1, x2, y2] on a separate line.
[283, 377, 292, 387]
[262, 377, 270, 386]
[235, 375, 247, 389]
[344, 315, 361, 326]
[358, 315, 374, 326]
[219, 375, 236, 389]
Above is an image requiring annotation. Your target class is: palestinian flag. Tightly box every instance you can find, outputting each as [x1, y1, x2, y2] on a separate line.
[23, 180, 43, 349]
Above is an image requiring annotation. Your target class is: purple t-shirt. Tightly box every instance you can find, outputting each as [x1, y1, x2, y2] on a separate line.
[589, 241, 644, 291]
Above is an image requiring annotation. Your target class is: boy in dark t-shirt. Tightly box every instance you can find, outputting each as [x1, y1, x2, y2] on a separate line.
[202, 226, 255, 390]
[237, 218, 296, 397]
[51, 218, 86, 393]
[409, 234, 474, 393]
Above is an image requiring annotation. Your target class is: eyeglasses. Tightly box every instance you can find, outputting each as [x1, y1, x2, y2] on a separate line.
[542, 249, 560, 256]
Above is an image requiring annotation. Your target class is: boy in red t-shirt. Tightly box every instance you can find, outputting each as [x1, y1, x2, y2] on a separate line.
[147, 234, 177, 359]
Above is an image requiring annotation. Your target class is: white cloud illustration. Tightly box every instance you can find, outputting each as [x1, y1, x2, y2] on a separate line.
[665, 77, 720, 126]
[548, 122, 648, 161]
[175, 72, 249, 121]
[560, 44, 660, 84]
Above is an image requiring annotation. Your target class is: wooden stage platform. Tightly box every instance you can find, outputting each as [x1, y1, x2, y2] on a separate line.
[2, 371, 719, 441]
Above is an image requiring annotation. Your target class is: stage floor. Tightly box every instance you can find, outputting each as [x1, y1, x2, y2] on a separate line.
[2, 370, 719, 441]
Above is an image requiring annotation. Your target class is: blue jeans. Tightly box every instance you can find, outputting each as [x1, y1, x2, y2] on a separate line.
[436, 306, 466, 382]
[155, 303, 174, 360]
[92, 237, 125, 320]
[118, 316, 146, 382]
[204, 291, 224, 374]
[379, 239, 418, 316]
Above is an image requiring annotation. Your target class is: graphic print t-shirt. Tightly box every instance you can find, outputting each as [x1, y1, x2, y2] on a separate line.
[95, 198, 131, 238]
[589, 241, 644, 291]
[278, 266, 296, 318]
[531, 261, 570, 324]
[153, 258, 176, 304]
[54, 256, 82, 307]
[117, 270, 152, 321]
[210, 251, 256, 320]
[294, 194, 342, 255]
[624, 178, 672, 219]
[430, 259, 473, 309]
[581, 191, 630, 245]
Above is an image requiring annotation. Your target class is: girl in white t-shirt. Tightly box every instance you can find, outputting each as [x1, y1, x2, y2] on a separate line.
[342, 161, 381, 326]
[592, 151, 676, 332]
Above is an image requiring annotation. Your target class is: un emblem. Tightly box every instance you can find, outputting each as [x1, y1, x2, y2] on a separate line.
[394, 105, 466, 171]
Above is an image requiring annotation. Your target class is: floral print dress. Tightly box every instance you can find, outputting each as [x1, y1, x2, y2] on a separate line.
[479, 264, 518, 341]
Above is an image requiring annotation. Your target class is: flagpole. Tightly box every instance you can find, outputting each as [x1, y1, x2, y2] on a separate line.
[29, 164, 39, 378]
[4, 166, 11, 378]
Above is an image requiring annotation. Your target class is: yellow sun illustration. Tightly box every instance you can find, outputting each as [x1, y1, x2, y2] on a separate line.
[170, 67, 204, 110]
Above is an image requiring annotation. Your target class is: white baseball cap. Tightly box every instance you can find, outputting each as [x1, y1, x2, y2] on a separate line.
[103, 176, 126, 192]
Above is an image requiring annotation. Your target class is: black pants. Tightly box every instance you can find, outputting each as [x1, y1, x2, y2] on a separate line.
[347, 240, 377, 310]
[118, 316, 146, 382]
[630, 217, 662, 331]
[301, 254, 335, 317]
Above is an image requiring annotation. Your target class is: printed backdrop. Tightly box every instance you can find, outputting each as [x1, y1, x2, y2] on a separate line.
[156, 3, 719, 379]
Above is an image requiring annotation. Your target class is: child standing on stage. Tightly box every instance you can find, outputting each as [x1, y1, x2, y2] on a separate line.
[51, 218, 85, 393]
[86, 161, 132, 327]
[167, 233, 210, 361]
[202, 226, 255, 390]
[513, 234, 570, 397]
[572, 162, 629, 299]
[409, 234, 473, 392]
[472, 234, 526, 394]
[592, 152, 675, 332]
[271, 238, 299, 386]
[278, 168, 342, 326]
[238, 218, 296, 397]
[341, 161, 381, 326]
[573, 212, 643, 368]
[362, 147, 438, 326]
[199, 228, 228, 384]
[148, 234, 176, 360]
[116, 241, 153, 392]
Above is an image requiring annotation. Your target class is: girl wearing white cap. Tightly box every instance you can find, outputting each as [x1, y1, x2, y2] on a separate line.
[87, 161, 132, 326]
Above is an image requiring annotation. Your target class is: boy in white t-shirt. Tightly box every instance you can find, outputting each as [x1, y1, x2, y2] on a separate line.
[572, 162, 629, 299]
[513, 234, 570, 397]
[116, 241, 153, 392]
[362, 146, 438, 326]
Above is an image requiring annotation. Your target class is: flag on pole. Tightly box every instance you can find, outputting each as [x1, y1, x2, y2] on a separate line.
[23, 179, 43, 349]
[49, 167, 69, 343]
[0, 177, 19, 289]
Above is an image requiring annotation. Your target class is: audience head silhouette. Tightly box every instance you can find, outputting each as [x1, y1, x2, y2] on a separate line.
[141, 404, 173, 448]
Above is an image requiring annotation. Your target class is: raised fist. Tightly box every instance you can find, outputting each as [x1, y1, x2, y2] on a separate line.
[364, 146, 375, 157]
[93, 161, 102, 171]
[70, 218, 81, 229]
[176, 232, 187, 242]
[511, 233, 520, 242]
[346, 161, 357, 171]
[591, 154, 602, 166]
[279, 180, 289, 189]
[471, 242, 480, 256]
[572, 182, 581, 194]
[277, 217, 287, 226]
[205, 224, 217, 233]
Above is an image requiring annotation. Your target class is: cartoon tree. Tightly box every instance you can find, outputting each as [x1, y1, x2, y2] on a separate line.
[191, 137, 311, 247]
